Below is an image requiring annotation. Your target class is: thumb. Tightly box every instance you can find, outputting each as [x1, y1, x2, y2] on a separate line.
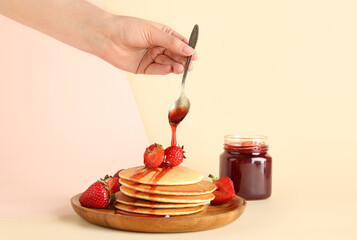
[148, 27, 195, 57]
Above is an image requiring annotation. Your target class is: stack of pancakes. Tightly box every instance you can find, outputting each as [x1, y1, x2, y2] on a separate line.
[115, 166, 216, 216]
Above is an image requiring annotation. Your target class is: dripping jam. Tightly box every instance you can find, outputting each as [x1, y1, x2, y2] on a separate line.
[121, 164, 174, 217]
[169, 105, 189, 146]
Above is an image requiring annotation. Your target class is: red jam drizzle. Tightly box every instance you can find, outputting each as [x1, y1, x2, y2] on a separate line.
[149, 208, 157, 215]
[170, 124, 178, 146]
[130, 168, 155, 182]
[129, 164, 173, 186]
[128, 206, 137, 212]
[131, 182, 140, 188]
[150, 164, 173, 184]
[133, 190, 139, 198]
[168, 105, 188, 146]
[149, 185, 157, 193]
[126, 159, 174, 217]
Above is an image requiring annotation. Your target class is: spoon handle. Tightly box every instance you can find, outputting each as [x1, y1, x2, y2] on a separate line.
[181, 24, 199, 91]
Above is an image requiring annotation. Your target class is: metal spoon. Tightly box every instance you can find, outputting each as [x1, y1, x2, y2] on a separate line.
[168, 24, 199, 125]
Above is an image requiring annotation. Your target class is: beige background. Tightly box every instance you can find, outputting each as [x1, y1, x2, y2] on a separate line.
[1, 0, 357, 239]
[104, 0, 357, 185]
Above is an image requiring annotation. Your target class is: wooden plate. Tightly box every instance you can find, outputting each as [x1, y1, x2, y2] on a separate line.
[71, 193, 247, 233]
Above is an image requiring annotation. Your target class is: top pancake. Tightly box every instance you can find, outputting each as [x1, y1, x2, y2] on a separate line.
[119, 166, 203, 185]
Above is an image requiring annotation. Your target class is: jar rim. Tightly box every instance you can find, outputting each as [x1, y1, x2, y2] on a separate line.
[224, 135, 269, 148]
[224, 135, 268, 140]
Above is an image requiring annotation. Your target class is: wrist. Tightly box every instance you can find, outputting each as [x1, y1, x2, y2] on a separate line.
[88, 14, 129, 70]
[79, 5, 115, 57]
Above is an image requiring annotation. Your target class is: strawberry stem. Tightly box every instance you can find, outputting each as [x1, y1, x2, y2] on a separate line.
[98, 179, 107, 185]
[208, 174, 218, 181]
[101, 175, 110, 181]
[155, 143, 163, 149]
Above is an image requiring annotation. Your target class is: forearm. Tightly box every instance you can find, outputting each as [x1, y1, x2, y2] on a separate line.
[0, 0, 111, 55]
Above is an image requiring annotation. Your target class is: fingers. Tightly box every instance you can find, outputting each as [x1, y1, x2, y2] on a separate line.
[144, 62, 193, 75]
[149, 27, 196, 57]
[164, 49, 198, 65]
[137, 46, 195, 75]
[136, 47, 180, 74]
[163, 28, 198, 60]
[136, 47, 164, 74]
[171, 31, 189, 44]
[149, 22, 189, 44]
[155, 55, 184, 74]
[153, 53, 194, 74]
[144, 63, 173, 75]
[163, 49, 195, 72]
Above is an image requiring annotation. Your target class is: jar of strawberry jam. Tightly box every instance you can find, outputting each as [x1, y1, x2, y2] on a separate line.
[220, 135, 272, 200]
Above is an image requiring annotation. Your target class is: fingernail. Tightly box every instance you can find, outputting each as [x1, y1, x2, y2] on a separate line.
[182, 45, 194, 54]
[178, 65, 184, 72]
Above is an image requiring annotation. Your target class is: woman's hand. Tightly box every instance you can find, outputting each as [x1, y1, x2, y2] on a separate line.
[95, 16, 198, 75]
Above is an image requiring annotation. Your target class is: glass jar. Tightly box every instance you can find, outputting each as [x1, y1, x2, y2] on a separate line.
[219, 135, 272, 200]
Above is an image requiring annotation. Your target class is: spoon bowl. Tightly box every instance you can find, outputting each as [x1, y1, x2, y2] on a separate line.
[168, 93, 191, 125]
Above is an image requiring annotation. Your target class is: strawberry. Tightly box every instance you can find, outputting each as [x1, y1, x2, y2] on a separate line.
[209, 174, 235, 205]
[104, 175, 120, 193]
[144, 143, 165, 168]
[158, 161, 172, 168]
[164, 145, 185, 166]
[113, 169, 122, 179]
[79, 178, 115, 208]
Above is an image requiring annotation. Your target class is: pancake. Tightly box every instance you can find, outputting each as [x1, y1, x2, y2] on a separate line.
[120, 178, 216, 196]
[115, 191, 207, 208]
[114, 202, 205, 216]
[120, 186, 215, 204]
[119, 166, 203, 185]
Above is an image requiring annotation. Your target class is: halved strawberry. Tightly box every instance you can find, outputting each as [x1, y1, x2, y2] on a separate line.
[164, 145, 185, 166]
[103, 175, 120, 193]
[113, 169, 122, 179]
[209, 174, 235, 205]
[144, 143, 165, 168]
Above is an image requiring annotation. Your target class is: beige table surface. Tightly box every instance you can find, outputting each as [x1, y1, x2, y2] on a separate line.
[1, 0, 357, 239]
[2, 179, 356, 240]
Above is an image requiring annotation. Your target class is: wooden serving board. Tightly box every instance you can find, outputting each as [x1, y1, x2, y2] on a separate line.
[71, 193, 247, 233]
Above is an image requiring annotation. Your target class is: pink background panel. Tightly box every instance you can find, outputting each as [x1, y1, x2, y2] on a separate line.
[0, 14, 148, 216]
